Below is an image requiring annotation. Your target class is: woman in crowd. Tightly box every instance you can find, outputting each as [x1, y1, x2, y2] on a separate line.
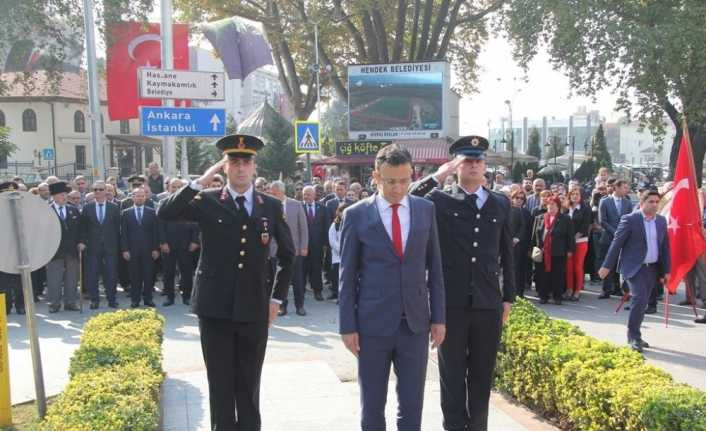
[510, 189, 532, 298]
[535, 195, 574, 304]
[327, 202, 351, 303]
[531, 189, 554, 291]
[566, 187, 592, 301]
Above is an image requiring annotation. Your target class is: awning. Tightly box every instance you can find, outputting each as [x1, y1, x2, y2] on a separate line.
[312, 138, 451, 166]
[106, 135, 162, 147]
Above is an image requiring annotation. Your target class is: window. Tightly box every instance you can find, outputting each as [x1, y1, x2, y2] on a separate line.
[145, 148, 153, 164]
[22, 109, 37, 131]
[0, 110, 5, 127]
[75, 145, 86, 170]
[120, 120, 130, 134]
[74, 110, 86, 133]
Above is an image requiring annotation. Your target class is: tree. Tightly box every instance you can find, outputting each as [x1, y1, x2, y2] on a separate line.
[320, 98, 348, 156]
[591, 124, 612, 172]
[256, 115, 297, 180]
[544, 137, 565, 159]
[175, 138, 221, 175]
[527, 127, 541, 160]
[0, 126, 18, 162]
[502, 0, 706, 181]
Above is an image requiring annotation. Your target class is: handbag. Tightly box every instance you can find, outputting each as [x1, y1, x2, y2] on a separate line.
[530, 215, 543, 263]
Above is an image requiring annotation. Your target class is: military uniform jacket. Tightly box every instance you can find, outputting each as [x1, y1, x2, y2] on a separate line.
[410, 177, 515, 309]
[157, 185, 295, 321]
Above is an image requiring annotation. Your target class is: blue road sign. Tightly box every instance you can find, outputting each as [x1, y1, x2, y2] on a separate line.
[41, 148, 54, 160]
[295, 121, 320, 154]
[140, 106, 226, 137]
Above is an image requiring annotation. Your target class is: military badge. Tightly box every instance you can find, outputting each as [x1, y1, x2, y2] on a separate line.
[260, 217, 270, 245]
[471, 137, 480, 147]
[238, 137, 246, 149]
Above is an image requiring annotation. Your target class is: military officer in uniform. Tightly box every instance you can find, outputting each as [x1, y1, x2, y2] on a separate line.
[0, 181, 25, 315]
[410, 136, 515, 431]
[157, 134, 295, 431]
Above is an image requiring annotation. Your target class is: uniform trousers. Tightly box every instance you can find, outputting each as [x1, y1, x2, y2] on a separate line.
[439, 305, 503, 431]
[626, 264, 658, 342]
[45, 254, 79, 307]
[566, 242, 588, 293]
[199, 318, 268, 431]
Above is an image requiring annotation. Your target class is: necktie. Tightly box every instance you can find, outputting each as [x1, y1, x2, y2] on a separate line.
[616, 199, 621, 214]
[391, 203, 403, 258]
[468, 194, 478, 210]
[59, 206, 65, 220]
[235, 196, 247, 216]
[307, 204, 314, 223]
[137, 207, 143, 225]
[98, 203, 104, 224]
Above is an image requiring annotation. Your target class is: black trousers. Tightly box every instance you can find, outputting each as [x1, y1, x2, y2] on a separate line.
[329, 263, 340, 297]
[127, 251, 154, 303]
[302, 247, 323, 293]
[0, 272, 24, 312]
[199, 318, 268, 431]
[162, 248, 195, 300]
[439, 305, 503, 431]
[513, 246, 528, 297]
[599, 241, 621, 294]
[283, 256, 304, 309]
[537, 256, 567, 300]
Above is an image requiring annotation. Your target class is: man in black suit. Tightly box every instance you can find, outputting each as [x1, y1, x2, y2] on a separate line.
[157, 134, 295, 431]
[158, 179, 200, 306]
[410, 136, 515, 431]
[301, 185, 330, 303]
[598, 179, 633, 298]
[121, 187, 160, 308]
[78, 181, 121, 309]
[45, 181, 82, 313]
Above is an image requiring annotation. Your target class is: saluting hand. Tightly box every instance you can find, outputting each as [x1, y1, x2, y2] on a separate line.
[342, 332, 360, 357]
[432, 156, 465, 184]
[196, 156, 228, 188]
[430, 324, 446, 349]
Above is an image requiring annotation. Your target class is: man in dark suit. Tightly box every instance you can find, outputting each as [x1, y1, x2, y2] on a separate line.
[78, 181, 121, 309]
[301, 185, 330, 302]
[599, 190, 670, 352]
[121, 187, 160, 308]
[157, 134, 295, 431]
[410, 135, 515, 431]
[598, 179, 634, 298]
[339, 144, 445, 431]
[45, 181, 81, 313]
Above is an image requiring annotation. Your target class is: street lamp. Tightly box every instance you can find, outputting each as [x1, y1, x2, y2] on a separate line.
[504, 100, 513, 176]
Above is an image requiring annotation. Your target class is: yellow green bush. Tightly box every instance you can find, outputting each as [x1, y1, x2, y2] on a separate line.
[496, 299, 706, 431]
[42, 309, 165, 431]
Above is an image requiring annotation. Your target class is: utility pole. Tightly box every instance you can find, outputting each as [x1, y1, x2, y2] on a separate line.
[161, 0, 179, 177]
[83, 0, 104, 180]
[505, 100, 513, 177]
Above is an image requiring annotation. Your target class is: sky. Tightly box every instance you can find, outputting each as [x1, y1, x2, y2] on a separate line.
[458, 35, 622, 135]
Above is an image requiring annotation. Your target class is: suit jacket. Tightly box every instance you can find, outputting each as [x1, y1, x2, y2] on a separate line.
[409, 177, 515, 309]
[120, 196, 155, 211]
[569, 203, 592, 237]
[526, 193, 540, 213]
[599, 195, 633, 244]
[51, 204, 81, 260]
[602, 212, 670, 279]
[338, 195, 445, 336]
[157, 199, 200, 250]
[324, 196, 354, 221]
[157, 185, 295, 321]
[303, 201, 330, 250]
[120, 206, 160, 255]
[285, 197, 308, 252]
[79, 201, 121, 255]
[535, 213, 575, 256]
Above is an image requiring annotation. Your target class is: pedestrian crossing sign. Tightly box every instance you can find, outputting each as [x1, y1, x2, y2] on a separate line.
[295, 121, 320, 154]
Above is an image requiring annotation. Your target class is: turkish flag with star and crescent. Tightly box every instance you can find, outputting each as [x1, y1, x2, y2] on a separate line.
[106, 22, 190, 120]
[663, 125, 706, 294]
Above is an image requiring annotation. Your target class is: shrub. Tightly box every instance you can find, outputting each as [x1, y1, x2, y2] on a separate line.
[496, 299, 706, 431]
[42, 309, 165, 431]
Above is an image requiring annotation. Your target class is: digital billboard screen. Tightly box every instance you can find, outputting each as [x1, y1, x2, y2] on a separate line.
[347, 61, 447, 140]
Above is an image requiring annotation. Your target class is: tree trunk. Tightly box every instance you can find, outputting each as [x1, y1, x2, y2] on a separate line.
[408, 0, 422, 62]
[665, 100, 705, 186]
[391, 0, 407, 62]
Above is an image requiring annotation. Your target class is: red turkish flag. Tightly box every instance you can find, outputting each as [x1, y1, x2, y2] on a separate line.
[106, 22, 190, 120]
[664, 125, 706, 294]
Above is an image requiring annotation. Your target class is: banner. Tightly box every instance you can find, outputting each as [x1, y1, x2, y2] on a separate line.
[106, 22, 189, 120]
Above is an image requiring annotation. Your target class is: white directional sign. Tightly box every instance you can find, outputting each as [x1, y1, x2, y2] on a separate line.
[138, 68, 226, 101]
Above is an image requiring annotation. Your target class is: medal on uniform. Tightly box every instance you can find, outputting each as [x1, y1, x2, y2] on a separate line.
[261, 217, 270, 245]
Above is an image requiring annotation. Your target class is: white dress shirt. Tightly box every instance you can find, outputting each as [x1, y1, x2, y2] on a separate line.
[52, 202, 66, 219]
[227, 184, 254, 216]
[612, 194, 623, 214]
[642, 212, 658, 264]
[95, 200, 107, 222]
[458, 184, 489, 209]
[375, 194, 410, 253]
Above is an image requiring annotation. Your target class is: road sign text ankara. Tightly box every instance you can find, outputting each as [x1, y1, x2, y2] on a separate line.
[138, 68, 226, 101]
[140, 106, 226, 137]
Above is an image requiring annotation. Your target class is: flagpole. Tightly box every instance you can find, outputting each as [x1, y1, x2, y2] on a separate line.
[83, 0, 104, 180]
[161, 0, 178, 178]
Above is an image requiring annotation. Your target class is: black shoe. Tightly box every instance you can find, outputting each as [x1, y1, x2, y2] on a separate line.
[143, 301, 156, 307]
[64, 303, 80, 312]
[182, 298, 190, 306]
[695, 316, 706, 324]
[645, 306, 657, 314]
[624, 305, 631, 310]
[326, 293, 338, 300]
[314, 292, 324, 301]
[48, 304, 61, 313]
[108, 302, 119, 309]
[89, 301, 99, 310]
[278, 307, 287, 317]
[628, 339, 643, 353]
[598, 293, 611, 299]
[638, 338, 650, 349]
[131, 302, 140, 308]
[539, 298, 548, 304]
[16, 308, 25, 315]
[296, 307, 307, 316]
[162, 299, 174, 307]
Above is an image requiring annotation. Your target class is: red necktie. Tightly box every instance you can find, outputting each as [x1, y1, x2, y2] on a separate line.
[391, 203, 403, 258]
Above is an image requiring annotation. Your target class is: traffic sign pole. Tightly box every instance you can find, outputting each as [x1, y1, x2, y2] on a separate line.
[161, 0, 178, 177]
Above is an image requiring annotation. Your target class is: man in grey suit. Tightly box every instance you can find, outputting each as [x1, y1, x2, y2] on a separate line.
[339, 144, 445, 431]
[598, 179, 634, 298]
[269, 181, 309, 316]
[599, 190, 670, 352]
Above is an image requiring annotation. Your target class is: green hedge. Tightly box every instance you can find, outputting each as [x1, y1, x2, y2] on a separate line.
[496, 299, 706, 431]
[42, 310, 165, 431]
